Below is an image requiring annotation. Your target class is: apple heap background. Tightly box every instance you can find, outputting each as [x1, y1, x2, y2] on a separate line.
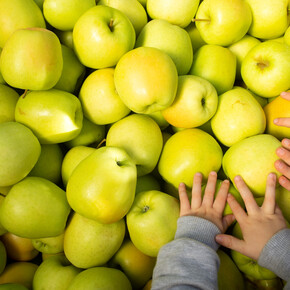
[0, 0, 289, 289]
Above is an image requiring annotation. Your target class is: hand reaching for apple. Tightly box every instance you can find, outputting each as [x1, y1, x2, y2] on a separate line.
[274, 91, 290, 190]
[215, 173, 287, 261]
[178, 171, 235, 233]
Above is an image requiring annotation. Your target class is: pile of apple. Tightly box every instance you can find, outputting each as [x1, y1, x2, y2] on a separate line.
[0, 0, 289, 289]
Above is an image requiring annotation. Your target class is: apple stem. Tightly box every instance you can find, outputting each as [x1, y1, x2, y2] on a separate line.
[109, 18, 114, 32]
[96, 139, 106, 149]
[192, 18, 210, 22]
[21, 89, 28, 99]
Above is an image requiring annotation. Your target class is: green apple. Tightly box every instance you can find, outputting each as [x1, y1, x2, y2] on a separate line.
[114, 47, 178, 114]
[0, 284, 28, 290]
[136, 19, 193, 75]
[106, 114, 163, 176]
[185, 23, 207, 52]
[146, 0, 200, 28]
[285, 26, 290, 46]
[228, 35, 261, 80]
[246, 0, 289, 39]
[0, 177, 71, 239]
[64, 213, 125, 268]
[15, 89, 83, 144]
[241, 41, 290, 98]
[276, 186, 290, 223]
[158, 128, 223, 189]
[43, 0, 95, 31]
[32, 233, 64, 254]
[138, 0, 146, 6]
[79, 68, 130, 125]
[197, 119, 214, 136]
[67, 146, 137, 223]
[0, 195, 7, 236]
[67, 267, 132, 290]
[211, 87, 266, 147]
[33, 0, 44, 10]
[249, 90, 268, 108]
[0, 0, 46, 48]
[0, 122, 41, 187]
[73, 5, 135, 69]
[195, 0, 252, 46]
[32, 255, 81, 290]
[0, 84, 19, 124]
[127, 190, 179, 257]
[1, 28, 63, 91]
[110, 239, 156, 289]
[223, 134, 282, 196]
[0, 240, 6, 275]
[54, 30, 74, 49]
[61, 146, 95, 187]
[98, 0, 147, 36]
[144, 111, 169, 130]
[136, 174, 161, 195]
[189, 44, 236, 95]
[0, 49, 5, 84]
[245, 276, 284, 290]
[162, 75, 218, 128]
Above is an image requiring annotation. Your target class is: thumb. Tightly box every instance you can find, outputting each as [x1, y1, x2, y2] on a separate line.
[222, 214, 236, 233]
[215, 234, 245, 253]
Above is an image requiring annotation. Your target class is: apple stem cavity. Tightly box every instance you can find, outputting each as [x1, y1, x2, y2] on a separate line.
[256, 61, 269, 70]
[143, 205, 150, 213]
[192, 18, 210, 22]
[108, 18, 114, 32]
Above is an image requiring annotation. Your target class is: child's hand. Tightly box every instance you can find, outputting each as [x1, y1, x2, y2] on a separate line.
[215, 173, 287, 261]
[178, 171, 235, 233]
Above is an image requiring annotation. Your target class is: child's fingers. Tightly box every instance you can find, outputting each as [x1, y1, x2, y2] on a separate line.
[213, 179, 230, 213]
[276, 147, 290, 166]
[191, 172, 203, 209]
[215, 234, 245, 254]
[278, 175, 290, 191]
[202, 171, 217, 207]
[281, 138, 290, 150]
[275, 160, 290, 179]
[274, 118, 290, 128]
[221, 214, 236, 232]
[178, 182, 191, 215]
[280, 91, 290, 101]
[227, 194, 248, 224]
[261, 173, 277, 214]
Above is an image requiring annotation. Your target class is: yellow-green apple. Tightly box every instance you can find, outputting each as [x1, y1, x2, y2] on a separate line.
[42, 252, 64, 261]
[33, 0, 44, 10]
[0, 84, 19, 124]
[146, 0, 200, 28]
[195, 0, 252, 46]
[136, 19, 193, 75]
[249, 91, 268, 108]
[162, 75, 218, 128]
[222, 134, 282, 196]
[67, 267, 132, 290]
[241, 41, 290, 98]
[144, 111, 169, 130]
[73, 5, 135, 69]
[32, 233, 64, 254]
[43, 0, 95, 31]
[228, 35, 261, 80]
[0, 49, 5, 84]
[127, 190, 179, 257]
[15, 89, 83, 144]
[106, 114, 163, 176]
[185, 23, 207, 52]
[29, 144, 63, 184]
[67, 146, 137, 223]
[0, 177, 71, 239]
[136, 174, 161, 195]
[0, 195, 7, 236]
[263, 95, 290, 140]
[143, 280, 152, 290]
[138, 0, 146, 6]
[189, 44, 236, 95]
[245, 276, 284, 290]
[0, 240, 6, 275]
[54, 30, 74, 49]
[158, 129, 223, 189]
[276, 186, 290, 223]
[32, 255, 81, 290]
[217, 250, 245, 290]
[54, 45, 86, 94]
[0, 0, 45, 48]
[114, 47, 178, 114]
[0, 28, 63, 91]
[285, 26, 290, 46]
[64, 213, 125, 268]
[61, 146, 95, 187]
[109, 239, 156, 289]
[98, 0, 147, 36]
[1, 233, 39, 261]
[246, 0, 289, 39]
[79, 68, 130, 125]
[0, 122, 41, 187]
[0, 284, 28, 290]
[211, 87, 266, 147]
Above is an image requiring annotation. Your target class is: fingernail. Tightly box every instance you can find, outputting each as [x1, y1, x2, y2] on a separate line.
[273, 118, 279, 124]
[283, 139, 290, 146]
[277, 147, 285, 156]
[234, 175, 241, 181]
[280, 92, 287, 96]
[215, 235, 222, 242]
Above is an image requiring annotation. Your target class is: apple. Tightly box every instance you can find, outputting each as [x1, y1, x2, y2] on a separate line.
[162, 75, 218, 128]
[0, 195, 7, 236]
[211, 87, 266, 147]
[146, 0, 200, 28]
[15, 89, 83, 144]
[144, 111, 169, 130]
[66, 146, 137, 223]
[195, 0, 252, 46]
[136, 174, 161, 195]
[114, 47, 178, 114]
[33, 0, 44, 10]
[73, 5, 135, 69]
[43, 0, 95, 31]
[241, 41, 290, 98]
[79, 68, 131, 125]
[0, 122, 41, 187]
[189, 44, 236, 95]
[64, 213, 125, 268]
[32, 255, 81, 290]
[222, 134, 282, 196]
[285, 26, 290, 46]
[143, 279, 152, 290]
[0, 49, 5, 84]
[138, 0, 146, 7]
[1, 28, 63, 91]
[0, 0, 45, 48]
[263, 95, 290, 140]
[0, 240, 6, 275]
[54, 30, 74, 49]
[136, 19, 193, 75]
[185, 23, 207, 52]
[32, 233, 64, 254]
[0, 84, 19, 124]
[127, 190, 179, 257]
[106, 114, 163, 176]
[246, 0, 289, 40]
[0, 284, 28, 290]
[245, 276, 284, 290]
[158, 128, 223, 189]
[248, 91, 268, 108]
[276, 186, 290, 223]
[0, 177, 71, 239]
[67, 267, 132, 290]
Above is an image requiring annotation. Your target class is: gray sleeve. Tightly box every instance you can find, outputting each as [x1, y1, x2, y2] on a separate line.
[151, 216, 221, 290]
